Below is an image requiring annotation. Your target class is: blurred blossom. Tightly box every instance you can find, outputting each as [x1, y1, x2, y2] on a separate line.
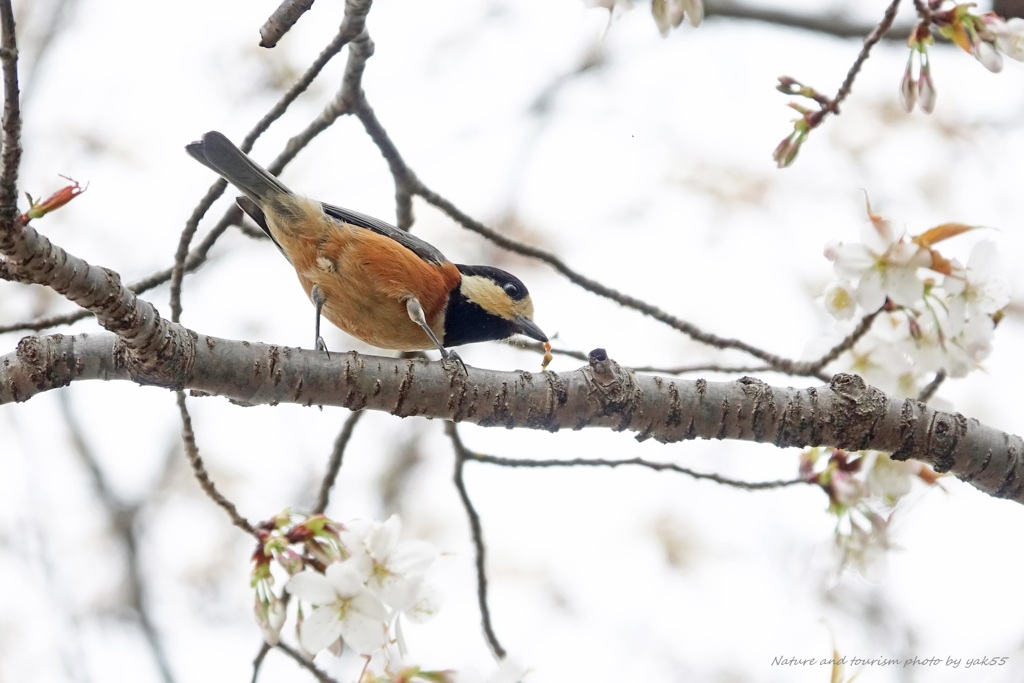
[990, 16, 1024, 60]
[804, 449, 930, 583]
[833, 510, 893, 583]
[823, 280, 857, 320]
[865, 453, 917, 504]
[947, 315, 996, 377]
[848, 332, 917, 397]
[944, 240, 1011, 324]
[830, 469, 867, 509]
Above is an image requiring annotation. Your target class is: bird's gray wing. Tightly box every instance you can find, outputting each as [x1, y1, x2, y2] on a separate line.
[321, 203, 448, 266]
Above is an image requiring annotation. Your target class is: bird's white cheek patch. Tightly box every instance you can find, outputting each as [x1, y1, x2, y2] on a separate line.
[316, 256, 337, 273]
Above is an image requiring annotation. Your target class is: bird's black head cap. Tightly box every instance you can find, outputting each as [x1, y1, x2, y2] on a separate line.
[442, 264, 545, 347]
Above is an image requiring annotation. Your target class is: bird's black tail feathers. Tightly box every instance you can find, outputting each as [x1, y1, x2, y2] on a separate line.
[185, 131, 292, 206]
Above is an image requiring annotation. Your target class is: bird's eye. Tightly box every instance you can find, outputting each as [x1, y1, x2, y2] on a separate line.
[503, 283, 520, 298]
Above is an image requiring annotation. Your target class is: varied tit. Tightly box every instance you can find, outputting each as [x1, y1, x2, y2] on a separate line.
[185, 131, 548, 369]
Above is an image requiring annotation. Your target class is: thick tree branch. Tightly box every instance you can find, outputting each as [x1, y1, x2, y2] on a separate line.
[0, 221, 192, 384]
[2, 332, 1021, 504]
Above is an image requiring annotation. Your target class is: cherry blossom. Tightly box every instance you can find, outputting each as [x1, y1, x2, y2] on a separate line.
[825, 217, 931, 311]
[287, 558, 389, 655]
[338, 516, 440, 620]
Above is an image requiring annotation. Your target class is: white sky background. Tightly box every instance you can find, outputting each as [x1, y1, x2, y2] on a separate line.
[3, 0, 1024, 682]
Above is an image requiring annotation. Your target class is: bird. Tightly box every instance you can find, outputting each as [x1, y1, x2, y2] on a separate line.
[185, 131, 548, 370]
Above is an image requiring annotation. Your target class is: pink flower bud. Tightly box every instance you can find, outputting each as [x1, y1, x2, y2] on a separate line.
[683, 0, 703, 27]
[899, 54, 917, 112]
[973, 40, 1004, 72]
[900, 73, 917, 113]
[918, 70, 937, 114]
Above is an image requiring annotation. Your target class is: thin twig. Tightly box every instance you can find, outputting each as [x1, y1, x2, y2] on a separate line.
[515, 340, 825, 379]
[352, 79, 879, 379]
[170, 7, 370, 323]
[58, 392, 177, 683]
[468, 452, 807, 491]
[259, 0, 316, 48]
[273, 642, 339, 683]
[416, 180, 801, 371]
[447, 422, 506, 659]
[168, 182, 233, 322]
[176, 391, 256, 535]
[917, 369, 945, 402]
[313, 410, 365, 514]
[829, 0, 903, 113]
[352, 97, 416, 230]
[797, 308, 880, 374]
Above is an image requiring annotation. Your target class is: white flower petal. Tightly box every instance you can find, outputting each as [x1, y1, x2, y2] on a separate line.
[373, 574, 419, 611]
[350, 590, 389, 623]
[368, 515, 402, 559]
[856, 270, 887, 311]
[326, 559, 372, 596]
[832, 244, 874, 280]
[860, 217, 896, 254]
[943, 271, 966, 296]
[337, 607, 388, 655]
[967, 240, 997, 271]
[339, 519, 374, 550]
[888, 241, 930, 268]
[387, 541, 437, 576]
[946, 295, 967, 337]
[979, 278, 1011, 314]
[287, 570, 339, 605]
[406, 581, 443, 624]
[300, 605, 345, 654]
[884, 266, 924, 307]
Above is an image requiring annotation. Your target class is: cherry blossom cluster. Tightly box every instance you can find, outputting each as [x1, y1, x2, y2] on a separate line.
[251, 511, 443, 677]
[800, 448, 942, 580]
[812, 200, 1009, 576]
[822, 199, 1010, 397]
[903, 5, 1024, 113]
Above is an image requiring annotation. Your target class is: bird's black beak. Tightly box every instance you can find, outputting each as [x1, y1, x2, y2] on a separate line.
[514, 315, 548, 343]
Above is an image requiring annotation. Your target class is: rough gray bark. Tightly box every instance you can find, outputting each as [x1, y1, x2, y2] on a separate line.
[2, 332, 1021, 503]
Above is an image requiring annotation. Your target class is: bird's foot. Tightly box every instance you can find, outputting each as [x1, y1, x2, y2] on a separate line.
[442, 349, 467, 375]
